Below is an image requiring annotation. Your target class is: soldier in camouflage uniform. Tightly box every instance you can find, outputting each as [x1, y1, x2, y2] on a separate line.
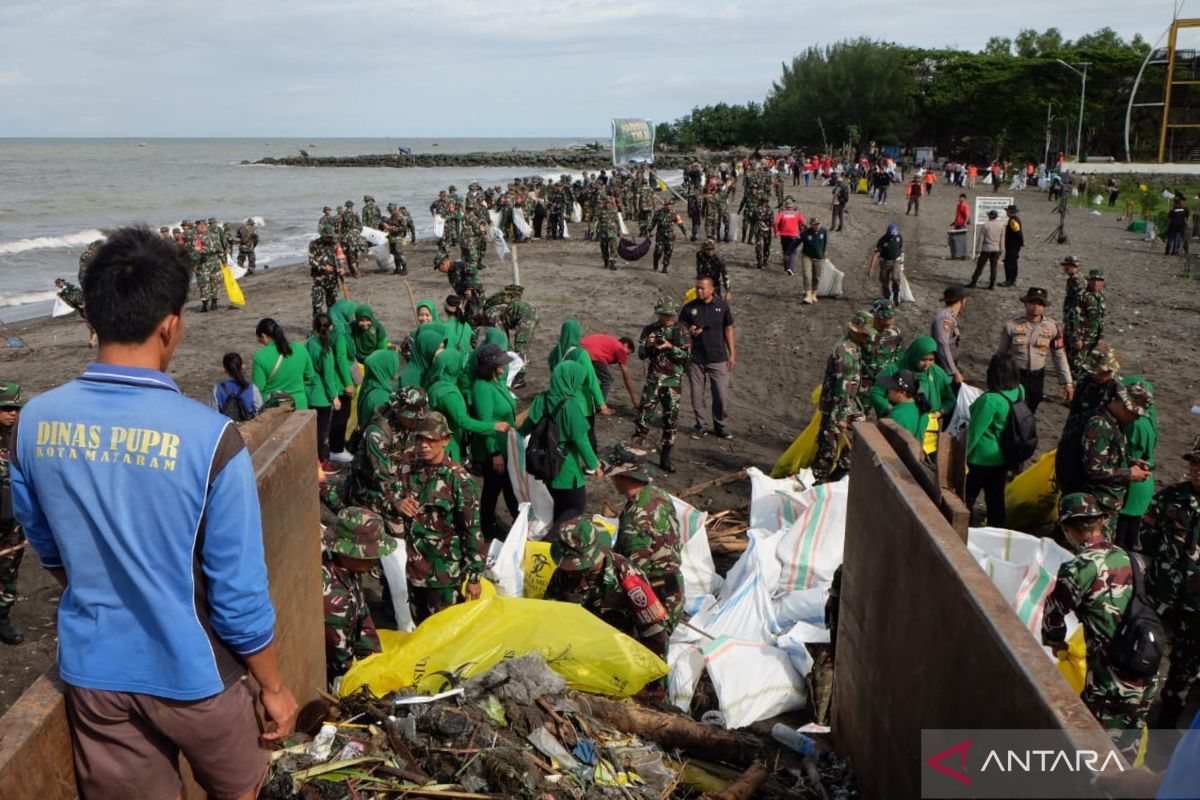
[1064, 345, 1121, 434]
[753, 190, 774, 269]
[437, 255, 485, 324]
[461, 208, 488, 270]
[695, 239, 731, 301]
[192, 219, 223, 312]
[1079, 381, 1152, 538]
[344, 387, 429, 514]
[650, 199, 688, 274]
[605, 443, 684, 635]
[310, 222, 344, 319]
[384, 412, 484, 623]
[383, 204, 415, 275]
[861, 299, 903, 400]
[702, 184, 724, 242]
[0, 384, 25, 644]
[489, 285, 538, 389]
[813, 312, 871, 483]
[737, 183, 761, 244]
[633, 299, 691, 472]
[208, 217, 228, 258]
[1043, 493, 1159, 759]
[1134, 436, 1200, 729]
[361, 195, 382, 230]
[545, 515, 673, 666]
[636, 176, 655, 237]
[236, 218, 260, 274]
[596, 197, 621, 271]
[1068, 269, 1108, 377]
[339, 200, 365, 278]
[1061, 255, 1086, 335]
[53, 278, 96, 347]
[322, 506, 399, 680]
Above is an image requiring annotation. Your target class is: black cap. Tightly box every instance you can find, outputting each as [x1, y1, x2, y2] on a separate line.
[878, 369, 917, 395]
[1020, 287, 1049, 304]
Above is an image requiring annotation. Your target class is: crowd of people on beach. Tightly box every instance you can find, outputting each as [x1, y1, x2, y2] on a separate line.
[2, 144, 1199, 797]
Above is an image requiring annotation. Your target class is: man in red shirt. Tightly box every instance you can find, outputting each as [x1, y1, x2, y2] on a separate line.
[774, 198, 806, 275]
[953, 194, 970, 228]
[581, 334, 638, 408]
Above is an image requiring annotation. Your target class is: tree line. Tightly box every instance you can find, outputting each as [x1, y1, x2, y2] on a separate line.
[656, 28, 1162, 163]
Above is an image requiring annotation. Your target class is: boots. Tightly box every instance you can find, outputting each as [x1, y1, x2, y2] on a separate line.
[200, 300, 209, 313]
[210, 297, 218, 310]
[0, 607, 23, 645]
[652, 256, 660, 272]
[660, 444, 676, 474]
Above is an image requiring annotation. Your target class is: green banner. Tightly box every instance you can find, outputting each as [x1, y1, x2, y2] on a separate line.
[611, 118, 655, 165]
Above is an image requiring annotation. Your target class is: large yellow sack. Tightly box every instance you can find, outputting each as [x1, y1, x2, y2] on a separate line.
[340, 596, 667, 698]
[345, 383, 363, 437]
[523, 541, 556, 599]
[923, 415, 939, 455]
[221, 265, 246, 306]
[1055, 627, 1087, 695]
[772, 386, 823, 478]
[1005, 449, 1060, 530]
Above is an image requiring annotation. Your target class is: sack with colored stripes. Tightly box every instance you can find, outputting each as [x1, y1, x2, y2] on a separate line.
[747, 466, 814, 532]
[505, 430, 555, 539]
[671, 495, 723, 615]
[967, 526, 1075, 637]
[702, 635, 806, 729]
[774, 478, 849, 592]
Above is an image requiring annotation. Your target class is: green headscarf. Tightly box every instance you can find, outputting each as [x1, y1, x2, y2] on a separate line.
[352, 305, 388, 360]
[467, 327, 511, 379]
[544, 360, 585, 410]
[425, 348, 464, 409]
[358, 348, 400, 421]
[547, 319, 583, 369]
[330, 300, 359, 361]
[400, 324, 447, 388]
[443, 311, 474, 354]
[414, 299, 438, 327]
[901, 336, 938, 372]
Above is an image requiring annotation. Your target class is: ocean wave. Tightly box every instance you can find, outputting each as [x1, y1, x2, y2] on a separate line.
[0, 289, 58, 308]
[0, 229, 106, 255]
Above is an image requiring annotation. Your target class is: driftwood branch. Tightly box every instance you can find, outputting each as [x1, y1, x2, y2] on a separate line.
[713, 760, 769, 800]
[677, 470, 748, 500]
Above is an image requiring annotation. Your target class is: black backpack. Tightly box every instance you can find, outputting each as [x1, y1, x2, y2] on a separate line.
[1108, 553, 1166, 678]
[526, 399, 567, 482]
[999, 391, 1038, 464]
[1055, 417, 1088, 494]
[837, 184, 850, 204]
[217, 381, 254, 422]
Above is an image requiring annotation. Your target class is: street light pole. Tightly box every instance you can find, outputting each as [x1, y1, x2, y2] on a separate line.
[1056, 59, 1090, 161]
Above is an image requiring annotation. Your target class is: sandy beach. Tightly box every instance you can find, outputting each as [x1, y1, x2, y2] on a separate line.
[2, 175, 1198, 710]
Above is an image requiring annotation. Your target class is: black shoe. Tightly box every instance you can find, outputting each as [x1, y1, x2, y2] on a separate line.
[688, 425, 708, 440]
[715, 428, 733, 440]
[200, 300, 209, 313]
[660, 445, 676, 473]
[0, 609, 23, 646]
[211, 298, 218, 309]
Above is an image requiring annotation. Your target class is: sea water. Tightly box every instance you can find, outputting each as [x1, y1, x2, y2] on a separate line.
[0, 136, 638, 321]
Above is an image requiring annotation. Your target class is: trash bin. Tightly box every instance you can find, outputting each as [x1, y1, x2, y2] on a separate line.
[948, 228, 968, 260]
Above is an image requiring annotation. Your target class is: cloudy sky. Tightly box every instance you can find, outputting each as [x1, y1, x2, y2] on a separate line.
[0, 0, 1185, 137]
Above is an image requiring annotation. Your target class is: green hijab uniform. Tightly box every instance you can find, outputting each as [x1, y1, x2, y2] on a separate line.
[404, 299, 439, 360]
[329, 299, 359, 362]
[868, 335, 955, 434]
[425, 348, 497, 464]
[467, 327, 511, 381]
[546, 320, 605, 416]
[1120, 376, 1157, 520]
[518, 361, 598, 490]
[399, 323, 446, 388]
[352, 305, 388, 361]
[357, 348, 401, 422]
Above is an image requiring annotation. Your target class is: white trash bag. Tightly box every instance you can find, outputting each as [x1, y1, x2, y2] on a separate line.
[485, 503, 531, 597]
[379, 544, 416, 633]
[671, 495, 723, 615]
[703, 636, 806, 729]
[816, 259, 844, 298]
[747, 466, 814, 532]
[774, 478, 848, 593]
[944, 383, 984, 439]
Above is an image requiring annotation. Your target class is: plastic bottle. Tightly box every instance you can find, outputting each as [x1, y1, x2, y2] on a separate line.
[771, 723, 830, 764]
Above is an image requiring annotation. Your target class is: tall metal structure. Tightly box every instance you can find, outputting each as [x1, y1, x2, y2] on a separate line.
[1159, 18, 1200, 160]
[1125, 17, 1200, 162]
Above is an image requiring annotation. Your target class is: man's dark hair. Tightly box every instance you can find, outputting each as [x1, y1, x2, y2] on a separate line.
[986, 352, 1021, 392]
[82, 226, 192, 344]
[618, 336, 635, 352]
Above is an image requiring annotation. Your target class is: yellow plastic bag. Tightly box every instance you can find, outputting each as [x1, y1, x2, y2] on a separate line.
[1005, 449, 1060, 530]
[1055, 627, 1087, 694]
[340, 597, 668, 698]
[924, 415, 939, 455]
[772, 386, 823, 477]
[523, 541, 556, 599]
[345, 383, 363, 438]
[221, 265, 246, 306]
[683, 287, 697, 305]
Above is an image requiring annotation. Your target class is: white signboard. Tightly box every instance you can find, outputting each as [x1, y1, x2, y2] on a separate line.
[972, 196, 1014, 257]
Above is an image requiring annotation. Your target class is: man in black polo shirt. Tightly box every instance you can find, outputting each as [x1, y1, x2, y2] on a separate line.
[681, 275, 736, 439]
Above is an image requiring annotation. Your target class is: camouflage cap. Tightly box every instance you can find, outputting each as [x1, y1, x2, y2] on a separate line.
[1115, 380, 1152, 416]
[654, 297, 677, 316]
[208, 217, 217, 224]
[390, 386, 429, 420]
[1059, 492, 1104, 522]
[414, 410, 450, 440]
[848, 311, 873, 334]
[0, 383, 23, 409]
[1060, 255, 1080, 267]
[603, 442, 657, 483]
[386, 202, 397, 211]
[551, 516, 604, 572]
[344, 200, 355, 207]
[871, 298, 895, 320]
[159, 226, 170, 233]
[364, 195, 374, 202]
[1087, 269, 1105, 281]
[319, 222, 336, 237]
[323, 507, 398, 560]
[1183, 434, 1200, 464]
[784, 196, 797, 207]
[702, 238, 717, 250]
[1083, 345, 1120, 375]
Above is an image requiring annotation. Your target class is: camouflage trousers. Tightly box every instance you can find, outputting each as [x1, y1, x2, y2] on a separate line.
[1158, 616, 1200, 727]
[460, 240, 484, 269]
[0, 523, 23, 610]
[635, 379, 681, 446]
[1083, 656, 1160, 759]
[410, 585, 462, 625]
[236, 247, 256, 274]
[599, 233, 618, 267]
[512, 325, 537, 379]
[195, 261, 220, 302]
[813, 413, 858, 482]
[704, 214, 721, 242]
[388, 239, 407, 274]
[312, 274, 341, 317]
[653, 239, 673, 271]
[637, 211, 652, 237]
[806, 644, 834, 726]
[754, 228, 773, 268]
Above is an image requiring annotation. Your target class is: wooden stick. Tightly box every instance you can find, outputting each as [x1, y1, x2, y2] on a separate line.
[403, 279, 419, 322]
[713, 760, 769, 800]
[0, 541, 27, 559]
[677, 469, 748, 500]
[681, 620, 716, 640]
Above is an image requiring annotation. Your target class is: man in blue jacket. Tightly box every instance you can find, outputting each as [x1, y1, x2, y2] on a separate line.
[10, 227, 297, 800]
